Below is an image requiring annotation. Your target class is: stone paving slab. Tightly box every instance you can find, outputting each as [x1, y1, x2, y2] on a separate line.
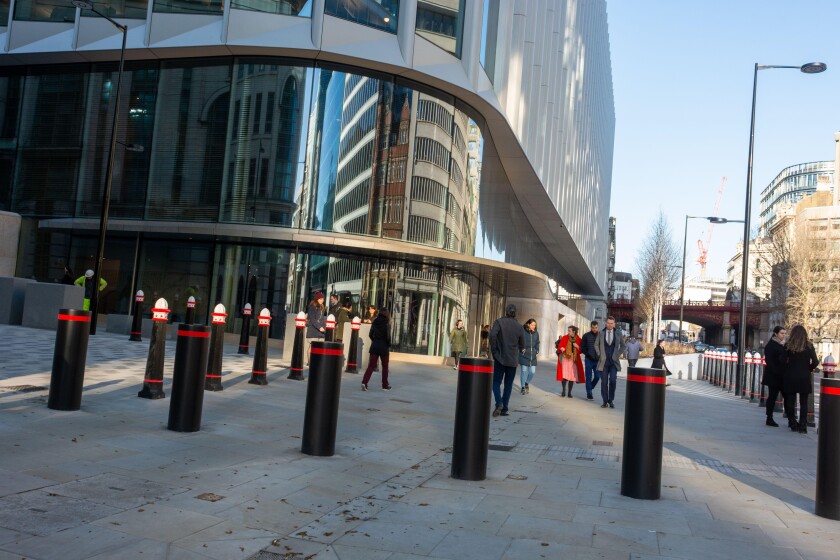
[0, 324, 836, 559]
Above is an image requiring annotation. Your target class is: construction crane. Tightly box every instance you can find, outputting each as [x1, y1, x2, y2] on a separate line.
[695, 176, 727, 277]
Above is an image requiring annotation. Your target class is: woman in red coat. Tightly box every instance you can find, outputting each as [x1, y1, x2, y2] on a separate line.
[556, 326, 585, 397]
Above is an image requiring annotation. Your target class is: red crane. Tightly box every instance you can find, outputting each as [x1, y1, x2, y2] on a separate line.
[695, 177, 727, 277]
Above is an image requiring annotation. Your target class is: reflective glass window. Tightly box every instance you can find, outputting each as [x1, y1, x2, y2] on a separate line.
[221, 60, 309, 226]
[146, 60, 231, 221]
[76, 63, 158, 220]
[80, 0, 148, 19]
[324, 0, 398, 34]
[416, 0, 465, 57]
[13, 66, 89, 217]
[14, 0, 77, 22]
[0, 71, 23, 211]
[153, 0, 222, 15]
[230, 0, 310, 16]
[0, 0, 10, 24]
[480, 0, 499, 81]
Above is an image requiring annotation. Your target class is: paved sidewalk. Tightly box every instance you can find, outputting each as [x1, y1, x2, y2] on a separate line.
[0, 324, 835, 560]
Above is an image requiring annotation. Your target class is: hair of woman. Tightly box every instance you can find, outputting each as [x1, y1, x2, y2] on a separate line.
[773, 325, 784, 335]
[378, 308, 391, 322]
[524, 318, 536, 328]
[786, 324, 809, 354]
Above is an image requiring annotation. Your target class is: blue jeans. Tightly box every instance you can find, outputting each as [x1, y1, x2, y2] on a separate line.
[599, 363, 618, 404]
[584, 357, 600, 397]
[520, 364, 536, 388]
[493, 361, 518, 412]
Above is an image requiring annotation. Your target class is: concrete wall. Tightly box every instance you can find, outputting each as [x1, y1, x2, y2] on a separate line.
[0, 211, 21, 277]
[0, 277, 34, 325]
[21, 283, 85, 330]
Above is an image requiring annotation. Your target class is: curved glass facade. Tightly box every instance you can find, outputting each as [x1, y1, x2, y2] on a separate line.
[416, 0, 465, 57]
[759, 160, 834, 235]
[1, 56, 561, 355]
[324, 0, 398, 33]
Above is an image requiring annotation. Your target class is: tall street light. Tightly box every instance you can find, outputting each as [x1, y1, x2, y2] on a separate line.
[737, 61, 826, 395]
[72, 0, 128, 334]
[679, 216, 746, 346]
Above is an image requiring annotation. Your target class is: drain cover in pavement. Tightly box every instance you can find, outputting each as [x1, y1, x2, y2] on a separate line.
[195, 493, 224, 502]
[245, 552, 285, 560]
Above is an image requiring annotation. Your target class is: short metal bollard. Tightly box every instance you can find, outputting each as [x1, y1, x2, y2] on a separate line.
[621, 366, 666, 500]
[238, 303, 252, 355]
[289, 311, 306, 380]
[129, 290, 144, 342]
[345, 317, 361, 373]
[451, 357, 494, 481]
[185, 296, 196, 324]
[824, 355, 836, 379]
[807, 370, 817, 428]
[324, 313, 336, 342]
[139, 299, 169, 399]
[816, 377, 840, 520]
[205, 304, 227, 391]
[301, 340, 345, 457]
[167, 323, 210, 432]
[249, 308, 271, 385]
[47, 309, 92, 411]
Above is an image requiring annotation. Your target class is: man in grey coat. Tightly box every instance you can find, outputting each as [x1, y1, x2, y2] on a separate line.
[489, 304, 526, 417]
[624, 337, 643, 367]
[595, 316, 626, 408]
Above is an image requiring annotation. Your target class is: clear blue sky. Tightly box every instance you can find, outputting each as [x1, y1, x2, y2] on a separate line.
[608, 0, 840, 281]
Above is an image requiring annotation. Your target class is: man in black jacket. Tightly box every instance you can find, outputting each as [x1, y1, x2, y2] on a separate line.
[580, 321, 601, 400]
[762, 325, 786, 427]
[489, 304, 526, 417]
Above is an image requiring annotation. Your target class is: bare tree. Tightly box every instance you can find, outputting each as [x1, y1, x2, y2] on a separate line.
[635, 210, 681, 343]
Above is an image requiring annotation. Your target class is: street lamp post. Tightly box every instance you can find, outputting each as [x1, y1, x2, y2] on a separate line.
[72, 0, 128, 335]
[679, 216, 745, 348]
[737, 62, 826, 395]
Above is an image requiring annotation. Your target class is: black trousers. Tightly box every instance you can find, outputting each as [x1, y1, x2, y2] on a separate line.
[765, 385, 781, 418]
[783, 391, 809, 424]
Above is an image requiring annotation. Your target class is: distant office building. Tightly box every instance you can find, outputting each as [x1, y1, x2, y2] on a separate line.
[759, 160, 834, 236]
[612, 271, 632, 300]
[0, 0, 615, 356]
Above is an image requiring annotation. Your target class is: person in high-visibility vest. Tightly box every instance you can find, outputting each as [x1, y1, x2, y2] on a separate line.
[74, 269, 107, 311]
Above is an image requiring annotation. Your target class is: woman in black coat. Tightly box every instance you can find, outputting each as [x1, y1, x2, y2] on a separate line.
[651, 339, 672, 378]
[361, 308, 392, 391]
[782, 324, 819, 433]
[762, 326, 787, 427]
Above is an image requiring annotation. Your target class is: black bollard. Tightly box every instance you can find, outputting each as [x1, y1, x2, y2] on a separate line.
[621, 366, 667, 500]
[139, 299, 169, 399]
[324, 314, 336, 342]
[129, 290, 144, 342]
[167, 323, 210, 432]
[816, 378, 840, 520]
[451, 357, 494, 481]
[345, 317, 361, 373]
[289, 311, 306, 380]
[249, 308, 271, 385]
[238, 303, 252, 355]
[205, 303, 227, 392]
[301, 340, 345, 456]
[185, 296, 196, 325]
[47, 309, 92, 411]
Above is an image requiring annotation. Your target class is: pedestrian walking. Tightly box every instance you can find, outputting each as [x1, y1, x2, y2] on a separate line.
[651, 338, 672, 377]
[519, 319, 540, 394]
[556, 326, 584, 397]
[762, 325, 787, 427]
[60, 265, 74, 285]
[489, 304, 525, 417]
[595, 316, 625, 409]
[74, 269, 107, 311]
[306, 291, 326, 365]
[362, 305, 377, 324]
[449, 319, 467, 369]
[625, 336, 643, 367]
[782, 324, 819, 434]
[580, 321, 600, 400]
[328, 293, 340, 317]
[479, 324, 490, 358]
[335, 298, 352, 341]
[361, 308, 392, 391]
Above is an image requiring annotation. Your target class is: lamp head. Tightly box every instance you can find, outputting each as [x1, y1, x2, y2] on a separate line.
[800, 62, 827, 74]
[72, 0, 94, 9]
[708, 217, 728, 224]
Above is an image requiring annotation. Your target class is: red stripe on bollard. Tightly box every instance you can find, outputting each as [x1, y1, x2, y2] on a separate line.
[312, 348, 343, 356]
[627, 374, 666, 384]
[178, 331, 210, 338]
[205, 374, 221, 379]
[459, 364, 494, 373]
[143, 378, 163, 383]
[252, 370, 266, 375]
[58, 314, 91, 322]
[822, 387, 840, 396]
[290, 367, 303, 371]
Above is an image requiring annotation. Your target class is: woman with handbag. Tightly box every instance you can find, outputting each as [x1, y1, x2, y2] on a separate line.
[556, 326, 584, 397]
[651, 338, 672, 377]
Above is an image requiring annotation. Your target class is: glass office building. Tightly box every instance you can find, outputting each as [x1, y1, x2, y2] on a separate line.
[759, 161, 834, 236]
[0, 0, 615, 356]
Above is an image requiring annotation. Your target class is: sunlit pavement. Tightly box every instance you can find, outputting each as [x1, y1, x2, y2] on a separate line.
[0, 324, 834, 560]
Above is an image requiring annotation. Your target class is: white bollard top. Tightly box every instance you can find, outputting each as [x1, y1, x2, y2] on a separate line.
[297, 311, 306, 319]
[326, 314, 336, 328]
[154, 298, 168, 309]
[259, 308, 270, 317]
[211, 303, 227, 324]
[152, 298, 169, 321]
[187, 296, 196, 308]
[257, 307, 271, 327]
[214, 303, 226, 314]
[243, 303, 252, 316]
[351, 316, 361, 330]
